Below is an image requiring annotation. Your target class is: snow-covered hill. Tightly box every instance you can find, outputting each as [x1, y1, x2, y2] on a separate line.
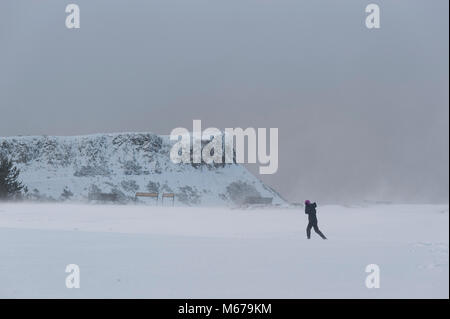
[0, 133, 286, 206]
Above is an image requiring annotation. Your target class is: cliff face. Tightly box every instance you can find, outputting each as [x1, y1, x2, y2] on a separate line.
[0, 133, 286, 206]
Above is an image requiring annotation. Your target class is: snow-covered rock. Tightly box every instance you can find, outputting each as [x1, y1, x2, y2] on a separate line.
[0, 133, 286, 206]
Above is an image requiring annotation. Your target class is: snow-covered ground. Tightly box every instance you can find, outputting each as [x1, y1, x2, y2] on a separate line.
[0, 203, 448, 298]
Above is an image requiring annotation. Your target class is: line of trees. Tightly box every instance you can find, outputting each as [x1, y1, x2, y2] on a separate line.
[0, 155, 27, 200]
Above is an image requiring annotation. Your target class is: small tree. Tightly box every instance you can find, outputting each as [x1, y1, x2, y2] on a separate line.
[0, 155, 26, 200]
[61, 187, 74, 201]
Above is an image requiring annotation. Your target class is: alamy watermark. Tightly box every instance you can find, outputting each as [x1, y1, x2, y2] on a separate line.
[65, 264, 80, 289]
[169, 120, 278, 175]
[65, 3, 381, 30]
[365, 264, 380, 289]
[65, 4, 80, 29]
[365, 4, 380, 29]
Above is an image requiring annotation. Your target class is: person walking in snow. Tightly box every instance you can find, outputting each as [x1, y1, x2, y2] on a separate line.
[304, 200, 327, 240]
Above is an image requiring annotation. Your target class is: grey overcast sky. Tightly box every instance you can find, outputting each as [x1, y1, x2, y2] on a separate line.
[0, 0, 448, 203]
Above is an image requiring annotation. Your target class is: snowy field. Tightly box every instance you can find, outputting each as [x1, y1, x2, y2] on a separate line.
[0, 203, 448, 298]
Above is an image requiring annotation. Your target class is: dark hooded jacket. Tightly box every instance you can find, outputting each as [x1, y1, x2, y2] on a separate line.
[305, 202, 318, 222]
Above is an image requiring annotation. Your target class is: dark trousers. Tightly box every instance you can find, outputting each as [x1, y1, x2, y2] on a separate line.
[307, 220, 327, 239]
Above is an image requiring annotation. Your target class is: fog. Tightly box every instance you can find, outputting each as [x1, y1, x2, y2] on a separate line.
[0, 0, 448, 204]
